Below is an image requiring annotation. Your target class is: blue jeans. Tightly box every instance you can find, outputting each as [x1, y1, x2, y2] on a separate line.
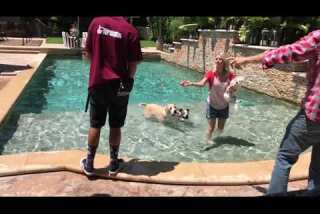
[267, 109, 320, 195]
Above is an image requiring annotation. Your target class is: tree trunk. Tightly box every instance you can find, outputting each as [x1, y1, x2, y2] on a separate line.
[156, 17, 163, 50]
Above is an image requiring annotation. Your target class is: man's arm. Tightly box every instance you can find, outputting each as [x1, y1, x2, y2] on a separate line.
[127, 29, 143, 78]
[229, 53, 265, 69]
[229, 52, 265, 68]
[128, 61, 140, 78]
[230, 30, 320, 69]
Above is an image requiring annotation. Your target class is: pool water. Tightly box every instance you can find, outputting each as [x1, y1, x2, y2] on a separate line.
[0, 55, 299, 162]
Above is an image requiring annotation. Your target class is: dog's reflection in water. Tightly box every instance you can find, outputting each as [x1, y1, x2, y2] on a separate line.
[163, 117, 195, 133]
[143, 113, 195, 133]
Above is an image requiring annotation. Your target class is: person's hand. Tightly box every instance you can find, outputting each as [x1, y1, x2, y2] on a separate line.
[228, 56, 248, 69]
[180, 80, 192, 87]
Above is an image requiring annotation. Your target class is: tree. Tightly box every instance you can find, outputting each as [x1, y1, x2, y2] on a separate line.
[148, 16, 172, 50]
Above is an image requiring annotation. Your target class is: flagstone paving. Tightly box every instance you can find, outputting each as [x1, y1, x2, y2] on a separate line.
[0, 171, 308, 196]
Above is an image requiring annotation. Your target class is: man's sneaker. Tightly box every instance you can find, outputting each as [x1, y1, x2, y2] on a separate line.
[80, 157, 95, 176]
[108, 158, 124, 176]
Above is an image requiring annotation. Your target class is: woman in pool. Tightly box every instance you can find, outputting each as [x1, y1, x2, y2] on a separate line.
[180, 55, 236, 144]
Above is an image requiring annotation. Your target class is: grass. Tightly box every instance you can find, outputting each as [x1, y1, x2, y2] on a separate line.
[46, 37, 63, 44]
[140, 40, 156, 48]
[46, 37, 156, 48]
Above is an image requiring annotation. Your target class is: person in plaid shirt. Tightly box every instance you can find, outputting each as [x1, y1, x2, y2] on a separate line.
[229, 30, 320, 195]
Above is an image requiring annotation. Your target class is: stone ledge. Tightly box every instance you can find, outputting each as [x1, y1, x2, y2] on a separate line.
[199, 29, 238, 38]
[0, 150, 310, 185]
[180, 38, 199, 43]
[232, 43, 275, 51]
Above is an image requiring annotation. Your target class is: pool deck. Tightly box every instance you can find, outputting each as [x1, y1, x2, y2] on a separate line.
[0, 150, 310, 186]
[0, 42, 311, 196]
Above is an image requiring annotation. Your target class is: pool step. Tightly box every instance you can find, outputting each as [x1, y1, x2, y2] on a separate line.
[0, 49, 41, 54]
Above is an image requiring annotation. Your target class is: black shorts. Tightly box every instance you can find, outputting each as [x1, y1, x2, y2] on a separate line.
[206, 103, 229, 119]
[89, 79, 132, 128]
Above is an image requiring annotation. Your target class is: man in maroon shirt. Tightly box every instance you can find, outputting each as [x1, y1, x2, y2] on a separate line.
[81, 17, 142, 176]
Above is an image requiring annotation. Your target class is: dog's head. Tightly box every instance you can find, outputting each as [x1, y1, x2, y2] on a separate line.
[177, 108, 190, 120]
[225, 76, 244, 103]
[165, 104, 178, 116]
[230, 76, 245, 88]
[226, 76, 245, 95]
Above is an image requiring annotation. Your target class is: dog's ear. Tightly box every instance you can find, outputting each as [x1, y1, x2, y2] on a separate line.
[187, 109, 190, 112]
[179, 108, 183, 111]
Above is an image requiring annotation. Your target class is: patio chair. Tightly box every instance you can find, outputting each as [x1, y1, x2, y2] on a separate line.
[62, 31, 79, 48]
[0, 31, 8, 41]
[81, 32, 87, 48]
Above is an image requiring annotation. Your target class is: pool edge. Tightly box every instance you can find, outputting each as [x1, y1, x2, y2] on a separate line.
[0, 150, 309, 185]
[0, 53, 47, 127]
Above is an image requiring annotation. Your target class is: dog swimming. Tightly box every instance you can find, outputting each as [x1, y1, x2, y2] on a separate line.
[139, 103, 190, 122]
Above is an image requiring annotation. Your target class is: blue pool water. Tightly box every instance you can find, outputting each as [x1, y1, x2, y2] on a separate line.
[0, 55, 299, 162]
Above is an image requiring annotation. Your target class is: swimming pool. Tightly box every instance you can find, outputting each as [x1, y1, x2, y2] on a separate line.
[0, 55, 299, 162]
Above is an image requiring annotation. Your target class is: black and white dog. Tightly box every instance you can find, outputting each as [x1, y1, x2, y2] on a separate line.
[139, 103, 190, 122]
[176, 108, 190, 121]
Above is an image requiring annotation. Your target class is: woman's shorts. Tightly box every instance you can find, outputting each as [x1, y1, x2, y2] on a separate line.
[206, 103, 229, 119]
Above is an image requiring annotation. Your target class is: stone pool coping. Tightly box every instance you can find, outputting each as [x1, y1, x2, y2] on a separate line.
[0, 150, 310, 185]
[0, 45, 309, 185]
[0, 53, 47, 127]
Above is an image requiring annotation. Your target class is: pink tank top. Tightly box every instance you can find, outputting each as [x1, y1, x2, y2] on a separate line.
[205, 71, 235, 110]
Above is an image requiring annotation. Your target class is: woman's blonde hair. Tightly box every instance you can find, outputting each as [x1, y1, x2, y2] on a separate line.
[215, 54, 231, 75]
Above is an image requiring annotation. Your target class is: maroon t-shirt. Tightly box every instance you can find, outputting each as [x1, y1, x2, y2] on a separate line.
[85, 17, 143, 91]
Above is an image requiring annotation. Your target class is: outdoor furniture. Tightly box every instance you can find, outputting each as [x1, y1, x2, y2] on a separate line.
[62, 31, 79, 48]
[260, 28, 270, 46]
[81, 32, 87, 48]
[0, 31, 8, 41]
[270, 29, 279, 47]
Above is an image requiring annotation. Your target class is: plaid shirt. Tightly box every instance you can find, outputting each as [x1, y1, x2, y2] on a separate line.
[262, 30, 320, 123]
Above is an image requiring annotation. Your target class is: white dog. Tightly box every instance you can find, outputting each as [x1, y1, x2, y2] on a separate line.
[224, 76, 245, 111]
[139, 103, 179, 122]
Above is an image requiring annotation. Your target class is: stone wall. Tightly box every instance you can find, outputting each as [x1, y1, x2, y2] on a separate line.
[161, 29, 308, 104]
[232, 45, 307, 104]
[161, 29, 239, 73]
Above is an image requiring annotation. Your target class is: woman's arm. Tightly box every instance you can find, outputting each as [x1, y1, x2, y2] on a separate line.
[180, 77, 207, 87]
